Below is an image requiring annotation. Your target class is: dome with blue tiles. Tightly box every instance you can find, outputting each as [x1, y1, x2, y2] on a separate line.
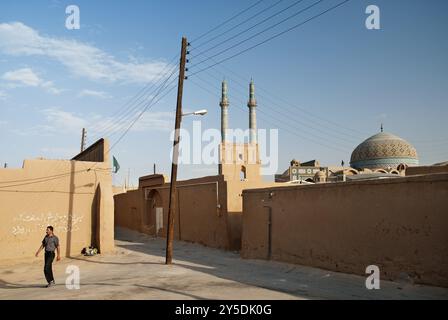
[350, 131, 419, 170]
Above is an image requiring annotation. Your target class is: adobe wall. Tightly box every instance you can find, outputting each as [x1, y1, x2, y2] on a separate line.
[241, 173, 448, 287]
[0, 139, 114, 263]
[226, 179, 283, 250]
[175, 176, 229, 249]
[114, 189, 144, 232]
[115, 175, 233, 249]
[406, 165, 448, 176]
[114, 173, 283, 251]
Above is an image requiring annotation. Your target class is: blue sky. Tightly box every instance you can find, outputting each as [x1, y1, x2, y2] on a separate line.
[0, 0, 447, 184]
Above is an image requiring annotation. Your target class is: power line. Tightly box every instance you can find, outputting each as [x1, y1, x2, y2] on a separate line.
[0, 170, 82, 185]
[191, 74, 351, 150]
[93, 65, 179, 141]
[188, 0, 352, 77]
[412, 139, 448, 145]
[107, 75, 179, 153]
[0, 168, 92, 189]
[0, 3, 257, 190]
[197, 66, 361, 145]
[190, 0, 308, 60]
[92, 0, 276, 143]
[188, 77, 348, 154]
[195, 53, 368, 137]
[1, 0, 353, 187]
[90, 63, 179, 142]
[93, 1, 278, 141]
[0, 189, 95, 194]
[0, 72, 178, 187]
[191, 0, 285, 52]
[91, 54, 179, 138]
[190, 0, 267, 43]
[0, 75, 177, 188]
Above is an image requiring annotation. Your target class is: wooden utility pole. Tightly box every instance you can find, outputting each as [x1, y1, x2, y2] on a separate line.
[166, 37, 188, 265]
[80, 128, 87, 152]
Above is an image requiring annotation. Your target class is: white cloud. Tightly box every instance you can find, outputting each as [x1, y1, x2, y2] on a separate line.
[0, 22, 170, 84]
[0, 90, 7, 100]
[78, 89, 111, 99]
[42, 108, 88, 133]
[12, 108, 173, 138]
[13, 108, 88, 136]
[91, 111, 174, 137]
[3, 68, 41, 86]
[2, 68, 62, 94]
[41, 81, 63, 95]
[131, 111, 174, 132]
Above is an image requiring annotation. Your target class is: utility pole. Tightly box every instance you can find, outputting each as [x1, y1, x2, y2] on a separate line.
[153, 163, 156, 175]
[80, 128, 87, 152]
[166, 37, 188, 265]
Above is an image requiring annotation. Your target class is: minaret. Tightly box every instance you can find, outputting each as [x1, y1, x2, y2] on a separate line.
[219, 80, 229, 143]
[248, 79, 257, 144]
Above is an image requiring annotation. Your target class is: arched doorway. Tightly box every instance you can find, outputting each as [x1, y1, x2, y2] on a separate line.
[145, 189, 163, 237]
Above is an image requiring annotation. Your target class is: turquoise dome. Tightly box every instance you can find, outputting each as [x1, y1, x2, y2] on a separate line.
[350, 132, 419, 170]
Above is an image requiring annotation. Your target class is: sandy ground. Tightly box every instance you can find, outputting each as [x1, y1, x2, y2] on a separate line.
[0, 227, 447, 300]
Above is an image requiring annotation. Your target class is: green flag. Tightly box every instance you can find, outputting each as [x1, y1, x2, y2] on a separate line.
[113, 156, 120, 174]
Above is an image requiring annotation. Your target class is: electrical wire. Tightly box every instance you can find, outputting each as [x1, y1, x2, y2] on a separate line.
[188, 0, 352, 77]
[188, 77, 349, 154]
[0, 72, 178, 188]
[90, 54, 179, 139]
[196, 66, 360, 145]
[94, 65, 179, 141]
[90, 63, 179, 141]
[107, 77, 179, 153]
[190, 0, 309, 60]
[194, 53, 368, 137]
[190, 0, 267, 43]
[190, 0, 285, 52]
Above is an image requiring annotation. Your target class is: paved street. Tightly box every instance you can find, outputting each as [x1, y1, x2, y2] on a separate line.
[0, 228, 447, 300]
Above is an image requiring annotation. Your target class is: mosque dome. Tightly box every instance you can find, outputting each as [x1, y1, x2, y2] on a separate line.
[350, 131, 419, 170]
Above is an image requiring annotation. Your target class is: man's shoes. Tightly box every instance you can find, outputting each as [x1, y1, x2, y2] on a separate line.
[46, 280, 55, 288]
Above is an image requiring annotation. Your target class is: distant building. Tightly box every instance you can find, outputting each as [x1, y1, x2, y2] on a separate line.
[277, 127, 421, 184]
[275, 159, 327, 183]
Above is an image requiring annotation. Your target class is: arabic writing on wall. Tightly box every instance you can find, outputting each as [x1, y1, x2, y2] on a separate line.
[12, 213, 84, 236]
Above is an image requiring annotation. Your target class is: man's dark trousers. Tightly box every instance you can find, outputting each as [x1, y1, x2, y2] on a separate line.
[44, 251, 55, 283]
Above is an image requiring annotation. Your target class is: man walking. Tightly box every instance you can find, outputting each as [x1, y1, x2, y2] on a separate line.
[35, 226, 61, 287]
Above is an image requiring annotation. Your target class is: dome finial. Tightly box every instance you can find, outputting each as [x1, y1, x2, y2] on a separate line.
[380, 123, 384, 133]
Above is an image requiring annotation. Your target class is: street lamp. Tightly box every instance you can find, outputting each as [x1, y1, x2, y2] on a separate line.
[165, 107, 207, 265]
[182, 109, 208, 117]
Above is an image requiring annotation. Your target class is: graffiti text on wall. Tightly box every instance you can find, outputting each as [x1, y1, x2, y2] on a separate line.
[12, 213, 84, 236]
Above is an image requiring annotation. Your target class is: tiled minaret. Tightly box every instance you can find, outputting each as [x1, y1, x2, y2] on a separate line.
[248, 79, 257, 144]
[219, 80, 229, 143]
